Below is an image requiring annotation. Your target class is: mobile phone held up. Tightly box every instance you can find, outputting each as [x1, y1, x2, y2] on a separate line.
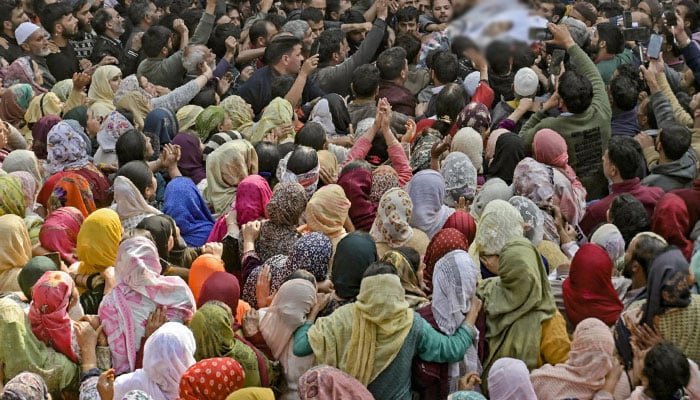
[549, 48, 566, 76]
[647, 34, 663, 60]
[310, 39, 320, 56]
[529, 27, 552, 42]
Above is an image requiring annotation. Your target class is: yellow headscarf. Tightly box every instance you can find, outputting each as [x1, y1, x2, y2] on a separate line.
[0, 175, 26, 217]
[220, 95, 254, 140]
[76, 208, 123, 275]
[0, 214, 32, 292]
[115, 91, 151, 130]
[308, 274, 413, 385]
[176, 105, 204, 132]
[250, 97, 294, 144]
[204, 139, 258, 217]
[317, 149, 338, 178]
[225, 388, 275, 400]
[88, 65, 121, 119]
[305, 184, 350, 239]
[25, 93, 62, 126]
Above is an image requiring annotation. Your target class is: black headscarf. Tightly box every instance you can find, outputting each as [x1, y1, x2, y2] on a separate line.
[326, 93, 352, 136]
[642, 247, 692, 326]
[486, 132, 525, 185]
[332, 232, 378, 299]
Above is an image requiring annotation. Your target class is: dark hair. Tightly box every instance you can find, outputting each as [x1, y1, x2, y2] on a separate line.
[610, 193, 650, 246]
[644, 342, 691, 399]
[610, 75, 639, 111]
[285, 269, 317, 285]
[659, 123, 692, 161]
[433, 83, 467, 136]
[395, 247, 420, 273]
[639, 97, 658, 129]
[136, 214, 174, 258]
[249, 19, 270, 45]
[263, 35, 302, 65]
[326, 0, 340, 17]
[317, 28, 344, 64]
[450, 35, 477, 58]
[116, 129, 147, 166]
[129, 0, 154, 25]
[340, 159, 371, 176]
[31, 0, 50, 18]
[180, 8, 203, 32]
[278, 141, 296, 158]
[117, 160, 154, 196]
[115, 109, 135, 126]
[431, 50, 459, 85]
[70, 0, 89, 13]
[615, 63, 644, 92]
[0, 0, 21, 27]
[295, 122, 326, 150]
[265, 13, 285, 30]
[485, 40, 511, 75]
[512, 41, 536, 71]
[270, 75, 296, 99]
[597, 1, 623, 18]
[628, 231, 667, 274]
[607, 136, 641, 180]
[142, 25, 172, 57]
[558, 70, 593, 113]
[351, 63, 380, 97]
[377, 46, 407, 81]
[254, 141, 280, 186]
[597, 22, 624, 54]
[362, 261, 398, 278]
[92, 8, 114, 36]
[340, 8, 364, 24]
[395, 33, 421, 64]
[679, 0, 700, 32]
[396, 5, 419, 23]
[209, 23, 241, 59]
[41, 2, 73, 35]
[287, 145, 318, 174]
[301, 6, 323, 23]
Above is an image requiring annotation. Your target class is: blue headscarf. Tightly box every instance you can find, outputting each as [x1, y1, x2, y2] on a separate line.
[162, 177, 215, 247]
[144, 108, 179, 158]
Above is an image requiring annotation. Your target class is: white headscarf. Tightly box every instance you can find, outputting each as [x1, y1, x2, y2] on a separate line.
[407, 170, 455, 239]
[488, 357, 537, 400]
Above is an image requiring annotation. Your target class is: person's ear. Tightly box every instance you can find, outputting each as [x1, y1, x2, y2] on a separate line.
[600, 40, 607, 50]
[3, 21, 12, 33]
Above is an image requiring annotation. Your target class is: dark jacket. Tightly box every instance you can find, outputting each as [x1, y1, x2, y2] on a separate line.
[642, 150, 698, 192]
[90, 35, 140, 76]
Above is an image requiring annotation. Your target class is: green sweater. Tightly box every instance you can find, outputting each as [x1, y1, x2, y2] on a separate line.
[596, 48, 634, 84]
[294, 313, 474, 400]
[521, 44, 612, 200]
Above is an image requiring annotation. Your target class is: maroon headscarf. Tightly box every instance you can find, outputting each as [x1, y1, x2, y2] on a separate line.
[652, 193, 693, 260]
[337, 168, 377, 232]
[442, 210, 477, 245]
[31, 115, 62, 160]
[197, 271, 241, 329]
[423, 228, 469, 293]
[171, 133, 206, 184]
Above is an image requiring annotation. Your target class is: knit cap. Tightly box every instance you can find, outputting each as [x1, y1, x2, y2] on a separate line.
[513, 67, 538, 97]
[15, 22, 41, 45]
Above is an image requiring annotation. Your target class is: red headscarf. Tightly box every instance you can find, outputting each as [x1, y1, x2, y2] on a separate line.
[441, 210, 477, 245]
[179, 357, 245, 400]
[39, 207, 84, 264]
[198, 272, 241, 316]
[234, 174, 272, 226]
[562, 244, 623, 327]
[28, 271, 79, 363]
[423, 228, 469, 293]
[652, 193, 693, 260]
[46, 172, 97, 218]
[337, 168, 377, 232]
[189, 254, 225, 302]
[532, 128, 585, 191]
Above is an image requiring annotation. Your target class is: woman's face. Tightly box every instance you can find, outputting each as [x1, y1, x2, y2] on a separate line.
[32, 60, 43, 86]
[109, 73, 122, 94]
[219, 116, 233, 132]
[140, 76, 158, 97]
[86, 108, 100, 137]
[144, 134, 154, 159]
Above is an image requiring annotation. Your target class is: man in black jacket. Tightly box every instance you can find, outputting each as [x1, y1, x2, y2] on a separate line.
[91, 7, 141, 75]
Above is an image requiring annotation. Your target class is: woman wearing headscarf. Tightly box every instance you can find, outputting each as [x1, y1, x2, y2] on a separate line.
[221, 95, 255, 139]
[75, 209, 123, 313]
[469, 200, 524, 279]
[253, 182, 306, 263]
[39, 207, 83, 265]
[456, 102, 492, 136]
[469, 177, 512, 220]
[162, 176, 215, 247]
[0, 298, 80, 397]
[652, 193, 694, 261]
[370, 188, 430, 258]
[179, 357, 246, 400]
[423, 228, 469, 294]
[28, 270, 80, 363]
[533, 128, 587, 224]
[32, 115, 61, 160]
[451, 127, 484, 183]
[189, 302, 275, 388]
[298, 366, 375, 400]
[487, 358, 537, 400]
[277, 146, 321, 198]
[294, 264, 479, 399]
[87, 65, 121, 119]
[303, 184, 351, 258]
[205, 139, 258, 217]
[0, 174, 28, 217]
[251, 97, 295, 143]
[310, 93, 352, 143]
[512, 157, 560, 243]
[171, 133, 205, 184]
[485, 132, 525, 185]
[11, 169, 42, 223]
[99, 236, 196, 375]
[337, 163, 377, 232]
[188, 254, 225, 302]
[197, 271, 251, 326]
[530, 318, 628, 399]
[195, 105, 230, 143]
[317, 232, 377, 318]
[94, 111, 135, 167]
[115, 91, 152, 130]
[143, 108, 179, 158]
[407, 170, 455, 239]
[112, 175, 161, 230]
[0, 214, 32, 293]
[25, 92, 63, 129]
[441, 152, 478, 208]
[563, 244, 624, 327]
[0, 84, 33, 129]
[112, 322, 196, 400]
[226, 388, 275, 400]
[3, 149, 43, 185]
[176, 105, 203, 134]
[370, 165, 401, 203]
[616, 247, 700, 367]
[242, 232, 332, 309]
[382, 250, 429, 309]
[259, 278, 318, 400]
[477, 237, 569, 390]
[46, 172, 97, 218]
[4, 56, 47, 95]
[1, 372, 52, 400]
[46, 121, 111, 207]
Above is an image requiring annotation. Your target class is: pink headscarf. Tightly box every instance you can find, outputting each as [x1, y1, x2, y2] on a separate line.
[39, 207, 84, 264]
[488, 357, 537, 400]
[234, 174, 272, 226]
[532, 129, 585, 191]
[28, 271, 78, 363]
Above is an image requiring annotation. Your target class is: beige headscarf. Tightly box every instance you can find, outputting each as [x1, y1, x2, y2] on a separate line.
[88, 65, 121, 119]
[115, 91, 152, 130]
[111, 176, 161, 230]
[469, 199, 524, 265]
[204, 139, 258, 217]
[250, 97, 294, 143]
[221, 95, 255, 139]
[305, 184, 351, 239]
[0, 214, 32, 292]
[452, 127, 484, 173]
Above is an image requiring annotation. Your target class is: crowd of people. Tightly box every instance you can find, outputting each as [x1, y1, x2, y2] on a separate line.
[1, 0, 700, 398]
